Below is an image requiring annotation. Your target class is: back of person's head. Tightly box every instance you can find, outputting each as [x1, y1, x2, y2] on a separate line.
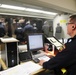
[57, 23, 60, 26]
[69, 15, 76, 30]
[33, 23, 36, 27]
[5, 18, 12, 24]
[19, 19, 25, 23]
[26, 21, 30, 25]
[67, 15, 76, 36]
[44, 21, 48, 25]
[15, 19, 19, 23]
[70, 15, 76, 24]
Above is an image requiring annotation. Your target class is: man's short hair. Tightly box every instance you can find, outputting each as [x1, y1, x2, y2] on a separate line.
[70, 15, 76, 23]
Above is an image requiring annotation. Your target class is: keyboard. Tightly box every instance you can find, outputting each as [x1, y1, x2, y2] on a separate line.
[32, 50, 50, 62]
[38, 55, 50, 61]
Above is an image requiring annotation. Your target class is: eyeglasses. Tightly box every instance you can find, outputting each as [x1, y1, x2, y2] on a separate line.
[66, 23, 74, 26]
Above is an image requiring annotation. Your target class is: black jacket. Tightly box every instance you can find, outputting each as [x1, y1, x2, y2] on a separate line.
[0, 24, 5, 37]
[43, 35, 76, 75]
[15, 27, 24, 42]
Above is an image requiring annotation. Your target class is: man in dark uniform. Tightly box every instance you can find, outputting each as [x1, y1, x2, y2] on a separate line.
[15, 25, 24, 44]
[39, 15, 76, 75]
[55, 23, 62, 39]
[23, 21, 34, 41]
[0, 20, 6, 37]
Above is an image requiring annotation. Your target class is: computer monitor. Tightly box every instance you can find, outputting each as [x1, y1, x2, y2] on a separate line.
[27, 33, 44, 54]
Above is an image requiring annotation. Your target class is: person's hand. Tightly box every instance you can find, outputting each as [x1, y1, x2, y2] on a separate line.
[45, 51, 55, 57]
[39, 60, 46, 66]
[46, 54, 55, 58]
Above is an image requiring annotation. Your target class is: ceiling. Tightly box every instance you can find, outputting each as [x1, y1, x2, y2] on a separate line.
[0, 0, 62, 13]
[0, 0, 72, 19]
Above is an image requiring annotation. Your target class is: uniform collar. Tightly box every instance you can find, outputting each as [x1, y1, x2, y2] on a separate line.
[71, 35, 76, 39]
[67, 35, 76, 42]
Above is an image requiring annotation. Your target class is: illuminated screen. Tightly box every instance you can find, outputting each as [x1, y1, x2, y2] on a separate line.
[27, 33, 44, 51]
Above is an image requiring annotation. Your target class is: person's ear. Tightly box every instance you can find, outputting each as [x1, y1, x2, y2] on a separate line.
[72, 25, 76, 30]
[72, 26, 74, 28]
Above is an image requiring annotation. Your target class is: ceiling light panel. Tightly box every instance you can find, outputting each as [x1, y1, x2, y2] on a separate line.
[0, 4, 57, 16]
[0, 4, 25, 10]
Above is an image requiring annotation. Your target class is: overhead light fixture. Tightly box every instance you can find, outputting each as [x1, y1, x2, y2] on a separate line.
[25, 8, 57, 15]
[0, 4, 57, 15]
[0, 4, 25, 10]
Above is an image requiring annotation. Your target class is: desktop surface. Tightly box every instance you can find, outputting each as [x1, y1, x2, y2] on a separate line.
[0, 61, 43, 75]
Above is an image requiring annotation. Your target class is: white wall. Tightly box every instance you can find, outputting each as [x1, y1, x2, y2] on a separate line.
[53, 14, 70, 39]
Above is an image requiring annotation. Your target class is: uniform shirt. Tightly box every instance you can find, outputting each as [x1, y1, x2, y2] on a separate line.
[56, 25, 62, 33]
[23, 24, 34, 32]
[23, 24, 34, 41]
[43, 35, 76, 75]
[0, 23, 5, 37]
[15, 27, 24, 42]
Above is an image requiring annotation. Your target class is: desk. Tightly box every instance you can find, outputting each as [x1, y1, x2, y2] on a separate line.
[20, 61, 44, 75]
[0, 45, 55, 75]
[0, 61, 44, 75]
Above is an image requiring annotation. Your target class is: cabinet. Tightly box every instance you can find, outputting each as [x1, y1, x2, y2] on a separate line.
[0, 37, 19, 68]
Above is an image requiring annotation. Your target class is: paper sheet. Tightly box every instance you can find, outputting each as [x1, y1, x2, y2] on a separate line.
[1, 37, 18, 43]
[0, 61, 42, 75]
[47, 37, 64, 50]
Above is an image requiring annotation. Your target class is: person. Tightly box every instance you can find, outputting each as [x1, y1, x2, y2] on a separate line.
[5, 18, 12, 37]
[0, 19, 6, 37]
[42, 21, 50, 37]
[23, 21, 34, 41]
[33, 23, 38, 33]
[23, 21, 34, 32]
[55, 23, 62, 39]
[14, 25, 24, 44]
[39, 15, 76, 75]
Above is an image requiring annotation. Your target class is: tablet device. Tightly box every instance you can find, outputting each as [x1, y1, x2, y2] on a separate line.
[47, 36, 64, 50]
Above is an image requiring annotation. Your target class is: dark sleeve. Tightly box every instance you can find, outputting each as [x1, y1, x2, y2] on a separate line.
[43, 48, 72, 70]
[3, 28, 6, 35]
[14, 29, 17, 34]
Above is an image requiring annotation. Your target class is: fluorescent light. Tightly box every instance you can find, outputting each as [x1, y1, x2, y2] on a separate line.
[25, 8, 57, 15]
[0, 4, 57, 15]
[41, 10, 57, 15]
[0, 4, 25, 10]
[25, 8, 42, 13]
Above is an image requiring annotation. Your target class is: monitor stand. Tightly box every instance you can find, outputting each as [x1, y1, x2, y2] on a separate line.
[31, 50, 45, 59]
[32, 51, 41, 55]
